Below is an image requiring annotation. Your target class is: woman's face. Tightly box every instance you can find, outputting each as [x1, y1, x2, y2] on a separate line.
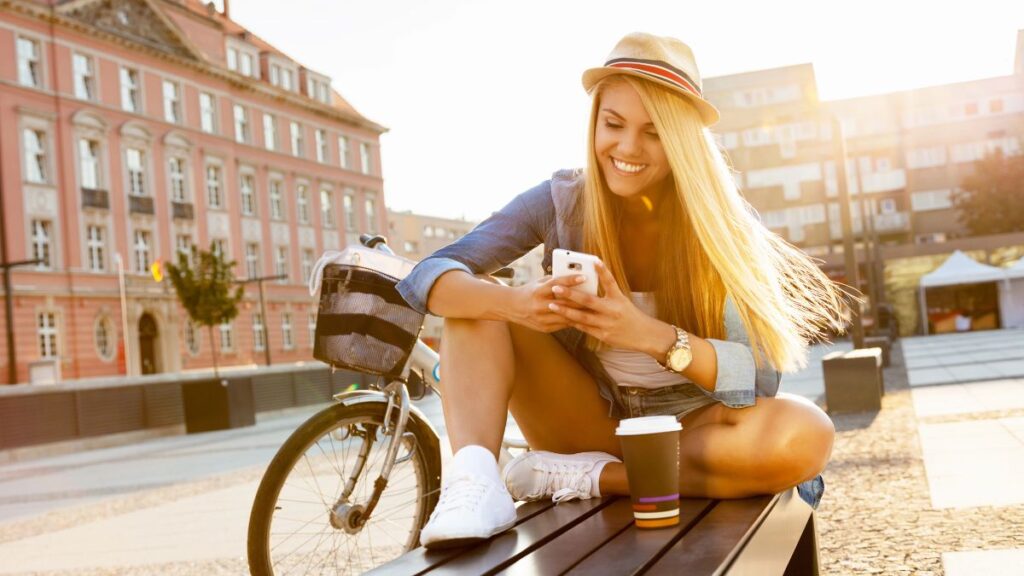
[594, 81, 672, 199]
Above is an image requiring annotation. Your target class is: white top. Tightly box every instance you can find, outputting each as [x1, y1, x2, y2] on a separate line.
[595, 292, 692, 389]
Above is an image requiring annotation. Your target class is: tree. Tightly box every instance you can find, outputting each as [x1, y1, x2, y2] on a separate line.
[166, 246, 244, 378]
[952, 149, 1024, 236]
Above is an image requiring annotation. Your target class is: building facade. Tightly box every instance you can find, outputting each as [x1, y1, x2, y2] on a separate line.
[0, 0, 386, 383]
[702, 30, 1024, 333]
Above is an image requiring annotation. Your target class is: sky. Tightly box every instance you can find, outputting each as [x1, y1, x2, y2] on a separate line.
[228, 0, 1024, 222]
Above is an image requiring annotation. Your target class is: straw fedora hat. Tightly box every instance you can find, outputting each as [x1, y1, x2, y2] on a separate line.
[582, 32, 720, 127]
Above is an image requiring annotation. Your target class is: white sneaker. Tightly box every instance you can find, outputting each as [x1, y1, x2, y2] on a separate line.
[418, 471, 517, 549]
[502, 451, 620, 504]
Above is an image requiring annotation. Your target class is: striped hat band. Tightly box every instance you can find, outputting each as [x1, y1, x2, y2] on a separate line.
[605, 58, 703, 99]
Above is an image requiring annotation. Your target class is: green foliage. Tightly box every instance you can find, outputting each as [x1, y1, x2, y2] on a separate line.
[166, 246, 244, 328]
[953, 149, 1024, 236]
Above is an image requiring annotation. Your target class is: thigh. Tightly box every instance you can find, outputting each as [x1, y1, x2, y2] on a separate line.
[506, 324, 622, 457]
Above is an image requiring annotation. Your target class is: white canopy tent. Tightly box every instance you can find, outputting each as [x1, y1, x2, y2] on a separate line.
[1003, 257, 1024, 329]
[918, 250, 1011, 335]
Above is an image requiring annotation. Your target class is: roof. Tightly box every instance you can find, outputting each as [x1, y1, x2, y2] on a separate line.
[1006, 256, 1024, 280]
[920, 250, 1008, 288]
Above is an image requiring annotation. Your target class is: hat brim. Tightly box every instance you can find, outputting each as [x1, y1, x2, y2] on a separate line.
[582, 67, 720, 127]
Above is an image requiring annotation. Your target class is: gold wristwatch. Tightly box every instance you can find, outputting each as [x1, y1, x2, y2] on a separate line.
[659, 325, 693, 373]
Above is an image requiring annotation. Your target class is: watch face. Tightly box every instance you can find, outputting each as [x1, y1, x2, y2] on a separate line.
[668, 347, 693, 371]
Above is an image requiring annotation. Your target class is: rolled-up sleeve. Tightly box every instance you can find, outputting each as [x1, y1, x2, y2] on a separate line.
[703, 297, 782, 409]
[395, 180, 550, 315]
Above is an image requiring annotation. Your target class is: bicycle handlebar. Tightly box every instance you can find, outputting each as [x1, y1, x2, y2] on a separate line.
[359, 233, 515, 280]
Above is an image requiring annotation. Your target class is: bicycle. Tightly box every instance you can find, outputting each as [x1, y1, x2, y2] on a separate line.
[247, 234, 524, 575]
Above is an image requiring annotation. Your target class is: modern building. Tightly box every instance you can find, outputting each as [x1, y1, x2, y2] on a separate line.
[702, 29, 1024, 333]
[0, 0, 386, 383]
[386, 210, 476, 262]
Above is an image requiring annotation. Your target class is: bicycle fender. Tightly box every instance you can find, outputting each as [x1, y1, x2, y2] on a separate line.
[331, 391, 442, 456]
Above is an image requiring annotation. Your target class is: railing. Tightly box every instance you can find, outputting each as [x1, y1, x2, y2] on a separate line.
[128, 195, 155, 215]
[81, 188, 109, 209]
[171, 201, 194, 220]
[873, 211, 911, 233]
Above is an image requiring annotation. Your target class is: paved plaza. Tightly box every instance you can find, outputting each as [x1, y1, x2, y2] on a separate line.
[0, 330, 1022, 574]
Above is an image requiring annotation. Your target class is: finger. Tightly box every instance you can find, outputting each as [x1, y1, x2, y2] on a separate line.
[543, 274, 590, 289]
[552, 284, 609, 313]
[595, 261, 623, 298]
[548, 302, 601, 325]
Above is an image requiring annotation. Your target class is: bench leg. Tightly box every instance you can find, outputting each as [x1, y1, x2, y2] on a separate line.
[783, 513, 819, 576]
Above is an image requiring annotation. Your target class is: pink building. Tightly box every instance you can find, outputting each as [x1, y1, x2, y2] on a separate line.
[0, 0, 387, 383]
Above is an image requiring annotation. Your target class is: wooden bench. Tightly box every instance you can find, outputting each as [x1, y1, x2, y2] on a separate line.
[369, 488, 818, 575]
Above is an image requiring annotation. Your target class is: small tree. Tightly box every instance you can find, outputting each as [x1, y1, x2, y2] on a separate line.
[166, 245, 244, 378]
[952, 149, 1024, 236]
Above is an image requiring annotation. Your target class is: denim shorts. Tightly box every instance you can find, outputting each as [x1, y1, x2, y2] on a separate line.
[618, 383, 719, 421]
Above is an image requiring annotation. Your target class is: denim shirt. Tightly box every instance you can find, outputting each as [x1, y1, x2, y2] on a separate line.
[395, 168, 781, 418]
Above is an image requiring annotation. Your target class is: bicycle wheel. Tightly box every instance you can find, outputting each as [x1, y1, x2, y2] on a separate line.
[248, 400, 441, 575]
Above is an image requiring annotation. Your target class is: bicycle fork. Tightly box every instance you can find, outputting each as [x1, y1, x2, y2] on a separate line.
[330, 381, 415, 532]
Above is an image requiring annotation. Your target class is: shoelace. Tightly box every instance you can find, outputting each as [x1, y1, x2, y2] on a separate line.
[431, 473, 491, 517]
[534, 461, 592, 504]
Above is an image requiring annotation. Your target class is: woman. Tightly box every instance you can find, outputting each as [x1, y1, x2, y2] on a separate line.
[395, 32, 846, 549]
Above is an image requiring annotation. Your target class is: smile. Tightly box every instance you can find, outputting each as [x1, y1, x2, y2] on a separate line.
[611, 158, 647, 174]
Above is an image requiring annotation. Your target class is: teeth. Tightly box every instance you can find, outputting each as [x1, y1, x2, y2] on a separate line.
[612, 158, 646, 173]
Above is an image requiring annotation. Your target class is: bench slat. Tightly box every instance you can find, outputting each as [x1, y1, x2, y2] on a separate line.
[645, 495, 774, 576]
[366, 500, 554, 575]
[500, 498, 636, 576]
[718, 489, 814, 576]
[563, 498, 715, 575]
[427, 497, 613, 575]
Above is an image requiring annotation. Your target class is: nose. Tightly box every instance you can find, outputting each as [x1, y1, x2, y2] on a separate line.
[616, 130, 643, 159]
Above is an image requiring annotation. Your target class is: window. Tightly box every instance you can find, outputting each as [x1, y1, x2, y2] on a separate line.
[315, 129, 328, 163]
[282, 313, 294, 350]
[338, 136, 350, 169]
[269, 180, 284, 220]
[307, 310, 316, 348]
[211, 238, 227, 259]
[344, 193, 355, 230]
[275, 246, 288, 281]
[95, 316, 113, 360]
[296, 184, 310, 224]
[879, 198, 897, 214]
[86, 225, 105, 272]
[240, 53, 253, 77]
[176, 234, 193, 264]
[270, 64, 294, 90]
[990, 98, 1004, 114]
[227, 47, 238, 71]
[185, 321, 200, 355]
[240, 173, 256, 216]
[290, 122, 304, 157]
[162, 80, 181, 123]
[199, 93, 216, 133]
[234, 105, 249, 143]
[31, 220, 52, 269]
[403, 240, 419, 254]
[301, 249, 314, 283]
[17, 37, 41, 88]
[79, 139, 101, 189]
[423, 225, 434, 238]
[169, 157, 187, 202]
[72, 53, 95, 100]
[281, 68, 293, 91]
[120, 67, 140, 112]
[126, 148, 146, 196]
[38, 312, 58, 358]
[206, 164, 223, 208]
[245, 242, 260, 278]
[252, 313, 265, 351]
[360, 142, 372, 174]
[320, 188, 335, 228]
[911, 189, 954, 212]
[219, 322, 234, 351]
[364, 193, 377, 232]
[23, 129, 47, 183]
[133, 229, 151, 273]
[263, 113, 277, 151]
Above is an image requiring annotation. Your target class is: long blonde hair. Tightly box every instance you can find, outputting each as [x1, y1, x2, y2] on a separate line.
[582, 75, 847, 372]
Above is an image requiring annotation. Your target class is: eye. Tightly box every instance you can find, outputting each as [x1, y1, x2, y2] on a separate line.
[645, 132, 660, 140]
[604, 121, 622, 129]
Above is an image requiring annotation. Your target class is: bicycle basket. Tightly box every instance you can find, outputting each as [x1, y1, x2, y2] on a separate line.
[313, 263, 425, 381]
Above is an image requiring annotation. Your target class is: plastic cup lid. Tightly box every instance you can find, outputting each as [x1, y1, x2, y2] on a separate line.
[615, 415, 682, 436]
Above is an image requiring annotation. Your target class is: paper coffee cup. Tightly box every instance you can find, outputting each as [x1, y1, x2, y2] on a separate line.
[616, 416, 683, 529]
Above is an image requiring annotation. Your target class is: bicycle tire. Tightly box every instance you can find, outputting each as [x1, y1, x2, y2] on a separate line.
[247, 401, 441, 575]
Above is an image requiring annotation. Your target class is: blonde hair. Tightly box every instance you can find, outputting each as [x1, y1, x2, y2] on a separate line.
[582, 75, 847, 372]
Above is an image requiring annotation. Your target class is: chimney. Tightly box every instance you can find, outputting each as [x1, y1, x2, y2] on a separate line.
[223, 0, 230, 18]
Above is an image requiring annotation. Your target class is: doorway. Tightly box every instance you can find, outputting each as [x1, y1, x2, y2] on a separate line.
[138, 313, 159, 375]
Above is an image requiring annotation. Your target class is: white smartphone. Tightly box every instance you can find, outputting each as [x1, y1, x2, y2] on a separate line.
[552, 249, 601, 296]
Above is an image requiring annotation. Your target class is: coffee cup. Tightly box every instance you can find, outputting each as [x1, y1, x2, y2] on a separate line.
[615, 415, 682, 529]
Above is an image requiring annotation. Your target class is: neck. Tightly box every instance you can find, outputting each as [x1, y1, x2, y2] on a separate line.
[618, 182, 670, 225]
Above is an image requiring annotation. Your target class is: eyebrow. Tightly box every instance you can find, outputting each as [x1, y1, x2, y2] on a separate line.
[601, 109, 655, 128]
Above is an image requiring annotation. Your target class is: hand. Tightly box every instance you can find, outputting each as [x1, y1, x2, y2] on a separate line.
[547, 260, 663, 352]
[507, 274, 590, 333]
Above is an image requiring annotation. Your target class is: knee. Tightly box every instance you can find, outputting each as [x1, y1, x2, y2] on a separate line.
[754, 400, 834, 491]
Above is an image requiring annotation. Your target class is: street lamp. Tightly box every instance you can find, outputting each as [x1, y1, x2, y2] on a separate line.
[2, 258, 45, 384]
[234, 274, 287, 366]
